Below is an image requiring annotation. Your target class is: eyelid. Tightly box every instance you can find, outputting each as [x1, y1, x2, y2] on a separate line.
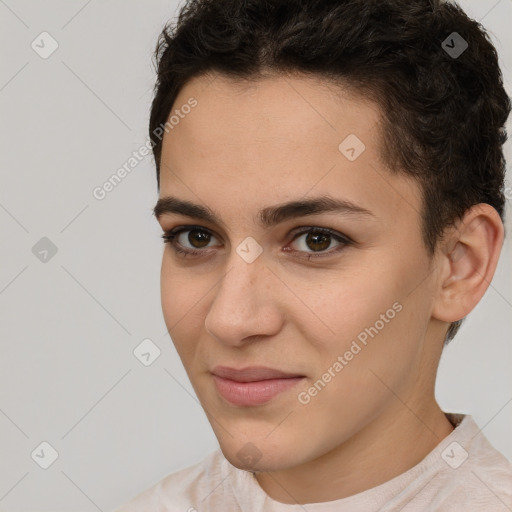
[161, 225, 222, 254]
[289, 225, 353, 244]
[161, 224, 353, 259]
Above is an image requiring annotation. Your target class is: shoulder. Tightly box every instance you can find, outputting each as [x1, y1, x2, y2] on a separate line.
[450, 431, 512, 509]
[427, 453, 512, 511]
[414, 414, 512, 511]
[114, 449, 228, 511]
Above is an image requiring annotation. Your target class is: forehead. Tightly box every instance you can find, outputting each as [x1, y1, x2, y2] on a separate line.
[167, 72, 379, 157]
[159, 72, 422, 227]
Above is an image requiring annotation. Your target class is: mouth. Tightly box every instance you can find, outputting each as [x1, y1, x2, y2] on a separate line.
[211, 365, 306, 406]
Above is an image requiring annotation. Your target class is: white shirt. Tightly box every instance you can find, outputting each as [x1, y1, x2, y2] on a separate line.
[115, 413, 512, 511]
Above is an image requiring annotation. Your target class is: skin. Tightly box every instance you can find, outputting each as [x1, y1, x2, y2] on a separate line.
[154, 72, 504, 504]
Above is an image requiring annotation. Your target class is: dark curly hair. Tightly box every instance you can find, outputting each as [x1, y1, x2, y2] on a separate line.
[148, 0, 510, 344]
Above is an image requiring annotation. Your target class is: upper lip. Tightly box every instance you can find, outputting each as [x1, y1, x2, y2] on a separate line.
[211, 365, 304, 382]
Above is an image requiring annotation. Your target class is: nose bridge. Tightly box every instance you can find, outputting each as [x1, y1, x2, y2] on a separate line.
[204, 248, 279, 345]
[222, 251, 261, 303]
[215, 233, 268, 305]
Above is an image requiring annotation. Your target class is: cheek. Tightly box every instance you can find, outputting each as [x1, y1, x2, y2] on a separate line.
[160, 256, 181, 324]
[293, 295, 421, 434]
[293, 268, 399, 348]
[300, 301, 425, 441]
[302, 255, 427, 372]
[160, 256, 206, 354]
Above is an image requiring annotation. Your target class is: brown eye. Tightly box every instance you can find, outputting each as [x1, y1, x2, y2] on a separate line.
[186, 229, 211, 248]
[162, 225, 352, 260]
[289, 227, 351, 257]
[161, 226, 219, 256]
[303, 232, 331, 252]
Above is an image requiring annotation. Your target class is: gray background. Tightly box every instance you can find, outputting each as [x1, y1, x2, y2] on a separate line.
[0, 0, 511, 510]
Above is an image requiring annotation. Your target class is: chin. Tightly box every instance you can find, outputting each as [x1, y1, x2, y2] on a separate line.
[217, 433, 308, 473]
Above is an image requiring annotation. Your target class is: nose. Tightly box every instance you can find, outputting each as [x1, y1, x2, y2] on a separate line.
[204, 251, 283, 348]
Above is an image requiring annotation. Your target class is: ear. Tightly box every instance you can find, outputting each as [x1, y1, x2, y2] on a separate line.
[431, 203, 504, 324]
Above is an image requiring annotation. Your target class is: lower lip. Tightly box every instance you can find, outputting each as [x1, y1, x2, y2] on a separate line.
[212, 375, 304, 406]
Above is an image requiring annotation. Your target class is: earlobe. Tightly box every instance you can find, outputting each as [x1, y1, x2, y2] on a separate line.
[432, 204, 504, 324]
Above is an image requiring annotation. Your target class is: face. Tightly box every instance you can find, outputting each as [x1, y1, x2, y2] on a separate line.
[155, 72, 442, 472]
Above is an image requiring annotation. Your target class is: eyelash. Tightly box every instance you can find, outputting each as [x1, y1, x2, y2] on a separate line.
[161, 225, 353, 260]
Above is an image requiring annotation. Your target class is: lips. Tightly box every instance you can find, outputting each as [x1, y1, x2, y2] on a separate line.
[211, 365, 305, 406]
[211, 365, 304, 382]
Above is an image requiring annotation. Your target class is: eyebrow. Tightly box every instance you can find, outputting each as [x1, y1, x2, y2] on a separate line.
[153, 195, 375, 229]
